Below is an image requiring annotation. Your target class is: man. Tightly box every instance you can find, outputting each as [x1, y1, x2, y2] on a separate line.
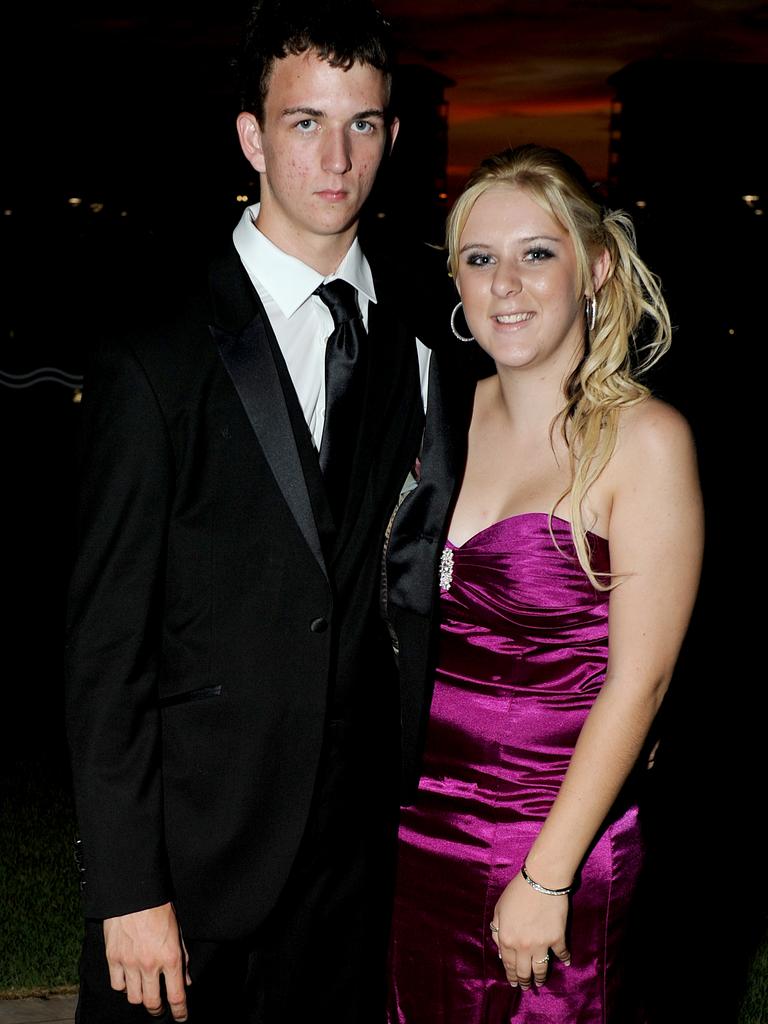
[64, 2, 429, 1020]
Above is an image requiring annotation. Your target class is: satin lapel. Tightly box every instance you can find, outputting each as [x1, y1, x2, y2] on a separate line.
[209, 253, 327, 580]
[386, 342, 475, 616]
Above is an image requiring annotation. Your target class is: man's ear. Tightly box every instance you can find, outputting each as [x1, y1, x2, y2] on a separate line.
[236, 112, 266, 173]
[387, 115, 400, 155]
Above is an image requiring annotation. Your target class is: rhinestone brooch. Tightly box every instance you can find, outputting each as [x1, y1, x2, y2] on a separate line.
[439, 547, 454, 591]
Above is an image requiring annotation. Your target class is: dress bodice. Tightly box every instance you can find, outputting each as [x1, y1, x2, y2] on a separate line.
[426, 513, 611, 820]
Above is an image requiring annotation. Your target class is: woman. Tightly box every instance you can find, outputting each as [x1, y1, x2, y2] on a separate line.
[386, 145, 703, 1022]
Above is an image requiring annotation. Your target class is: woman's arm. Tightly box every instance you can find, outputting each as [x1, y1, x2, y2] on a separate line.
[493, 399, 704, 990]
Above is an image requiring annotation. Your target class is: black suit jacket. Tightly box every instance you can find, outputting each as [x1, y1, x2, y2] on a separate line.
[383, 335, 483, 800]
[64, 242, 424, 940]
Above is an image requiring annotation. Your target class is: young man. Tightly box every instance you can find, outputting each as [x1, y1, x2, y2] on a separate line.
[65, 3, 428, 1020]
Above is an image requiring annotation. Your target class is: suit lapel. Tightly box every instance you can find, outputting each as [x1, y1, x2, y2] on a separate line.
[386, 341, 475, 616]
[209, 246, 328, 580]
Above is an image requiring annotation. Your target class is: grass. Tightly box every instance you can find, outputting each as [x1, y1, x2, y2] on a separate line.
[0, 756, 82, 995]
[740, 931, 768, 1024]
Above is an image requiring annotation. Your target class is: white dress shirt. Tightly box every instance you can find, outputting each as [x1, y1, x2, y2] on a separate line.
[233, 203, 430, 451]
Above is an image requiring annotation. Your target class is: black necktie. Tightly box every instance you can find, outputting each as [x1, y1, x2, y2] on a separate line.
[314, 279, 369, 524]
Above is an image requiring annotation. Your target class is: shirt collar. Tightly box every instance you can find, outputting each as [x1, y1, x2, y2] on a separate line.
[233, 203, 377, 319]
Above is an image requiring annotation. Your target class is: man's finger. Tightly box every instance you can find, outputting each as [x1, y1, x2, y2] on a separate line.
[122, 966, 144, 1006]
[137, 971, 163, 1016]
[164, 965, 188, 1022]
[107, 962, 126, 993]
[180, 933, 192, 986]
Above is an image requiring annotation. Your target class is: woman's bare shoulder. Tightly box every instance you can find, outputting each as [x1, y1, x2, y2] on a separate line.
[614, 396, 697, 468]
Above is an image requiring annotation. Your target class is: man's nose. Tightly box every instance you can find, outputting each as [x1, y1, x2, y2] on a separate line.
[322, 128, 352, 175]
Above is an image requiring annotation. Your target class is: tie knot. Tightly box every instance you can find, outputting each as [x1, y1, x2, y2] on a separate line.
[314, 280, 360, 328]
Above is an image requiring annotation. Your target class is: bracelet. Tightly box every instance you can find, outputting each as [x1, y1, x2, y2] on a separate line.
[521, 862, 572, 896]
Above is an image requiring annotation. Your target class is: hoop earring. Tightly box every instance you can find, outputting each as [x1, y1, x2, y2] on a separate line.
[450, 302, 475, 342]
[585, 295, 597, 332]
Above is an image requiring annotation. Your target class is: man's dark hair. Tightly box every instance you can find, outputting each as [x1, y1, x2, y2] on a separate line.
[235, 0, 394, 123]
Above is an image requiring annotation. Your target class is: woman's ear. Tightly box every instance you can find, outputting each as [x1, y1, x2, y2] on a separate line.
[590, 247, 611, 295]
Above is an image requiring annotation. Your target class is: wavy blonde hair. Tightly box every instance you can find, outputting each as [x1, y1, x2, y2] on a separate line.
[447, 144, 672, 588]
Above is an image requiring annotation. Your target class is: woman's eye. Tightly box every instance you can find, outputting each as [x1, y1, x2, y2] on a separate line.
[466, 253, 494, 266]
[524, 247, 554, 262]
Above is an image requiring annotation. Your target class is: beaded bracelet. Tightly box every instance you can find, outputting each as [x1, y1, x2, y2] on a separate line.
[521, 862, 572, 896]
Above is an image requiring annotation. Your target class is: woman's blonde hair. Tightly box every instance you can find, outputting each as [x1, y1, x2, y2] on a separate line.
[447, 144, 671, 588]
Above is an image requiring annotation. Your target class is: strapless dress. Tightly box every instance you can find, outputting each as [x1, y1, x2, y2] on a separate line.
[388, 514, 644, 1023]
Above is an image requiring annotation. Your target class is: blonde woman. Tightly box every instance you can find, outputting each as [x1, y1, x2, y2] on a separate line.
[386, 145, 703, 1022]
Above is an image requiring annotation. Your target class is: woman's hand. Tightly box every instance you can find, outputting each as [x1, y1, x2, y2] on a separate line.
[490, 872, 571, 989]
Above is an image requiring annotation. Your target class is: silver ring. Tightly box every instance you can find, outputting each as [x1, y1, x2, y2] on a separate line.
[534, 955, 550, 964]
[489, 922, 499, 933]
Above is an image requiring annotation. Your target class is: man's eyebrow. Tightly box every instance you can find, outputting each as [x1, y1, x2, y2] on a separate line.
[280, 106, 386, 120]
[282, 106, 324, 118]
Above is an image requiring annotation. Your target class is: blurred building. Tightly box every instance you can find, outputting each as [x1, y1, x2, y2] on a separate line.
[607, 58, 766, 216]
[378, 64, 455, 245]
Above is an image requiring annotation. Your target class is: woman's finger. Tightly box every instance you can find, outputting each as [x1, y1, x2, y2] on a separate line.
[532, 951, 550, 987]
[499, 945, 518, 987]
[515, 956, 533, 990]
[551, 940, 571, 966]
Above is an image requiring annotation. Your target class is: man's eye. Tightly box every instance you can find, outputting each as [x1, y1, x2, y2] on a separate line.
[296, 119, 316, 131]
[352, 120, 374, 133]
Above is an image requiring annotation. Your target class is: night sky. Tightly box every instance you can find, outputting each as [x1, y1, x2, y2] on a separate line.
[385, 0, 768, 180]
[3, 1, 766, 204]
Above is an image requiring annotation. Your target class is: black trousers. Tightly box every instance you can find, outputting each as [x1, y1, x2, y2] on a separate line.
[76, 721, 400, 1023]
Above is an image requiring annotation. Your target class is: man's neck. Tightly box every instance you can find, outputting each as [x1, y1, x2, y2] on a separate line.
[253, 210, 359, 277]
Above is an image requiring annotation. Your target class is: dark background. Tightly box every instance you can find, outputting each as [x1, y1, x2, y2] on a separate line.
[1, 3, 765, 1018]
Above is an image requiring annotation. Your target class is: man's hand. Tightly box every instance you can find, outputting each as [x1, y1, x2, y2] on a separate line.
[103, 903, 190, 1021]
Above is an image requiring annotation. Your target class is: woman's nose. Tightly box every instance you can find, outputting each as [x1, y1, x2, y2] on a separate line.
[491, 263, 522, 297]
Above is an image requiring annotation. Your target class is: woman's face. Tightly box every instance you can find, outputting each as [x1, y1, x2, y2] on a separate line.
[456, 185, 587, 377]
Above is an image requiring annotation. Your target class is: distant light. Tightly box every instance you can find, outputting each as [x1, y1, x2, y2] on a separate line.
[90, 202, 104, 213]
[235, 194, 249, 203]
[635, 200, 647, 209]
[742, 195, 759, 205]
[728, 329, 735, 336]
[120, 211, 128, 217]
[755, 209, 764, 216]
[3, 209, 12, 216]
[72, 388, 83, 404]
[68, 197, 83, 207]
[376, 212, 386, 219]
[438, 192, 448, 200]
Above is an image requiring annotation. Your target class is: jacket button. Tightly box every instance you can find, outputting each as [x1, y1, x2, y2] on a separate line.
[310, 617, 328, 633]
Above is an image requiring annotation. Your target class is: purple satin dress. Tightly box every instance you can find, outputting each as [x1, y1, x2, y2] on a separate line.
[388, 514, 644, 1023]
